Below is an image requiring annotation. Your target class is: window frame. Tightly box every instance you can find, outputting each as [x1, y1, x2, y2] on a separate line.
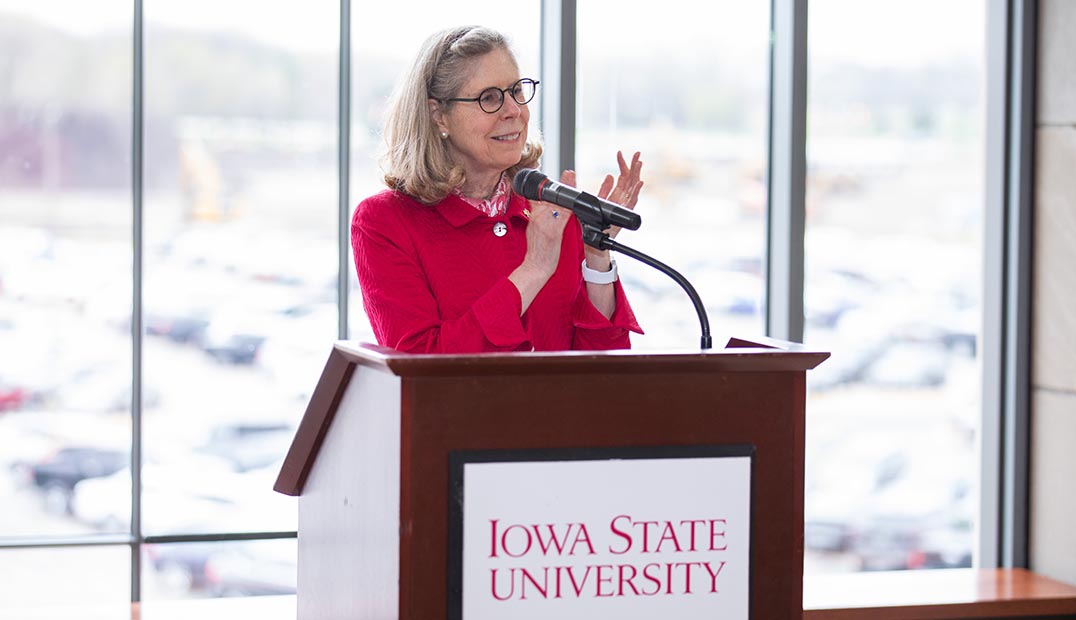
[981, 0, 1035, 570]
[0, 0, 1031, 603]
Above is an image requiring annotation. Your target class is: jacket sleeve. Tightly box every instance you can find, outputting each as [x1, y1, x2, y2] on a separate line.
[568, 236, 641, 350]
[570, 261, 644, 351]
[351, 195, 531, 354]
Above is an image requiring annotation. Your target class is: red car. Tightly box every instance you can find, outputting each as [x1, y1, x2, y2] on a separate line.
[0, 382, 30, 412]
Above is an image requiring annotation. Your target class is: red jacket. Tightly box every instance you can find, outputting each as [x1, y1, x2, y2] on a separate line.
[351, 189, 642, 353]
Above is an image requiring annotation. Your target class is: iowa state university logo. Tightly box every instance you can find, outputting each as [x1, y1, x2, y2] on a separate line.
[487, 515, 731, 600]
[456, 451, 753, 620]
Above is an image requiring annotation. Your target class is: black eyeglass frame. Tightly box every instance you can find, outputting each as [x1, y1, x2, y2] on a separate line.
[438, 78, 540, 114]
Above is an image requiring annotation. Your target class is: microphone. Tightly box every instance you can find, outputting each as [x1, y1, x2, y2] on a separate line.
[513, 168, 641, 231]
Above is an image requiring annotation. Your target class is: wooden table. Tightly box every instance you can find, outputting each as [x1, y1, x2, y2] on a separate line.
[805, 568, 1076, 619]
[7, 569, 1076, 619]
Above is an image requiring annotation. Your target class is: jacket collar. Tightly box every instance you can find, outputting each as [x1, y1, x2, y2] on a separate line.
[434, 191, 531, 228]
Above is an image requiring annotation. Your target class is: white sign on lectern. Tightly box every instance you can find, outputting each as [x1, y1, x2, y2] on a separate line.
[448, 446, 754, 620]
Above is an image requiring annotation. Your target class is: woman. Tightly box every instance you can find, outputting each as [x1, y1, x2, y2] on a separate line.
[351, 25, 644, 353]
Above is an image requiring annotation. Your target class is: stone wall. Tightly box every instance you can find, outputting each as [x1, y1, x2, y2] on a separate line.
[1030, 0, 1076, 585]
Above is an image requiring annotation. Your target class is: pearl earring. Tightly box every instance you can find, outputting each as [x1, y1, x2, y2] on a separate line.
[440, 131, 448, 139]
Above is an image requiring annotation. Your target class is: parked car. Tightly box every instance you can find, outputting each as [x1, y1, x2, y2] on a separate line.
[203, 540, 296, 597]
[69, 456, 237, 533]
[197, 420, 295, 472]
[913, 522, 974, 569]
[201, 314, 271, 365]
[30, 446, 128, 514]
[145, 310, 211, 345]
[861, 341, 950, 389]
[851, 516, 972, 571]
[50, 367, 161, 414]
[148, 536, 294, 598]
[203, 333, 266, 365]
[805, 519, 855, 553]
[148, 540, 293, 595]
[0, 380, 31, 412]
[807, 340, 888, 392]
[147, 542, 231, 593]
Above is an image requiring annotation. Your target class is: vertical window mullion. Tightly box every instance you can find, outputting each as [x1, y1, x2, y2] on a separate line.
[766, 0, 808, 343]
[339, 0, 352, 340]
[130, 0, 145, 603]
[540, 0, 576, 176]
[984, 0, 1034, 569]
[1001, 0, 1034, 570]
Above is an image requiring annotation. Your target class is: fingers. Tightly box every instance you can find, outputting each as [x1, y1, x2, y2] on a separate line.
[616, 150, 641, 180]
[614, 181, 642, 210]
[607, 152, 643, 209]
[629, 179, 644, 206]
[551, 152, 643, 210]
[597, 174, 615, 200]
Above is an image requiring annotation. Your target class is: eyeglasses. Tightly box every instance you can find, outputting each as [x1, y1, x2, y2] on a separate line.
[441, 78, 539, 114]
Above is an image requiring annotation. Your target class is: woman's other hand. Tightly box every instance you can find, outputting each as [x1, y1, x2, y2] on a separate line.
[522, 199, 572, 278]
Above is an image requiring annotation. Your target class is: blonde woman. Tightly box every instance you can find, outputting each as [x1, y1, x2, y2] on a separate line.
[352, 25, 643, 353]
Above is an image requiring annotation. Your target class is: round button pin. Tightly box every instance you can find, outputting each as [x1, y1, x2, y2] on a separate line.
[492, 222, 507, 237]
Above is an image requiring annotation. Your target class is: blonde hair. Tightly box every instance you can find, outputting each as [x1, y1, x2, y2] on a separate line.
[380, 26, 543, 204]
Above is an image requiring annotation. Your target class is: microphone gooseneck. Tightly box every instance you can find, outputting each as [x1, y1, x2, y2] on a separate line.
[582, 226, 712, 350]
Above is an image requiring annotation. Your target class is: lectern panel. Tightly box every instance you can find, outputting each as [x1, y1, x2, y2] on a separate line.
[401, 369, 805, 620]
[298, 366, 400, 620]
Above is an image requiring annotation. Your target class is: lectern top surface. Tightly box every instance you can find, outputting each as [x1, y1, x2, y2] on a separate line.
[334, 338, 829, 377]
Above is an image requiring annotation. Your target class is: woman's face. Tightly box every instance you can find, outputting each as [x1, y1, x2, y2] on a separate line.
[432, 48, 530, 186]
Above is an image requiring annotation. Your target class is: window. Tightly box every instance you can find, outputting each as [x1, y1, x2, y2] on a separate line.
[141, 0, 340, 545]
[0, 0, 134, 605]
[803, 0, 985, 572]
[0, 1, 1017, 613]
[0, 547, 129, 610]
[575, 1, 771, 349]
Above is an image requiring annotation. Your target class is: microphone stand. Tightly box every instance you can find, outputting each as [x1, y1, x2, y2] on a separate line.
[582, 224, 713, 350]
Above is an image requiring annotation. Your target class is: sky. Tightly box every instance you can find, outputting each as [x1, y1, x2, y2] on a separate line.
[0, 0, 984, 68]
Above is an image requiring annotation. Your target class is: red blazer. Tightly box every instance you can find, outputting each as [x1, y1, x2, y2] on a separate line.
[351, 189, 642, 353]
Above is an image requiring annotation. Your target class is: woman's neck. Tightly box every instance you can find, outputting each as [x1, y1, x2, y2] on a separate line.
[460, 171, 503, 200]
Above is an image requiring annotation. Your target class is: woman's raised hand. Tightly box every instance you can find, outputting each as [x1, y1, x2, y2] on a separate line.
[596, 151, 643, 239]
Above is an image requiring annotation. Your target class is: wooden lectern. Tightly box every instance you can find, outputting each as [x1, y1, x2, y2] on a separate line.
[275, 338, 827, 620]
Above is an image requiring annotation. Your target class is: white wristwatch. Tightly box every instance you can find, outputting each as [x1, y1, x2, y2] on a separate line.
[581, 259, 618, 284]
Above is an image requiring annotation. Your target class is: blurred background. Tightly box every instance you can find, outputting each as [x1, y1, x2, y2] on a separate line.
[0, 0, 984, 610]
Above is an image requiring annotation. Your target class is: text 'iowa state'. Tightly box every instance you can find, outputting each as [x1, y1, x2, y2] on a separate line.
[485, 515, 732, 601]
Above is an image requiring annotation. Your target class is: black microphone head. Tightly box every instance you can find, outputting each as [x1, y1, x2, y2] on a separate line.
[512, 168, 547, 201]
